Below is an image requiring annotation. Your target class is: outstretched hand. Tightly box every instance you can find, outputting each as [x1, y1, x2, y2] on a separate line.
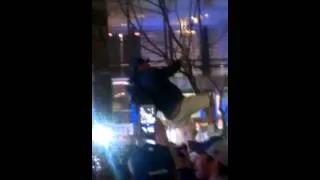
[154, 118, 169, 147]
[155, 118, 185, 169]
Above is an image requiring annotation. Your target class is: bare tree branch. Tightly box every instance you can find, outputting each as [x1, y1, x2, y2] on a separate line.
[207, 76, 220, 94]
[117, 0, 168, 59]
[210, 22, 228, 47]
[157, 0, 184, 50]
[144, 0, 160, 7]
[172, 1, 182, 41]
[114, 0, 227, 95]
[128, 2, 169, 59]
[141, 44, 166, 58]
[186, 1, 198, 58]
[181, 70, 200, 93]
[131, 3, 162, 15]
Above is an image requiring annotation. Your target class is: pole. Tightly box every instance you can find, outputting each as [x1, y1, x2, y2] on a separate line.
[197, 0, 203, 53]
[163, 1, 168, 59]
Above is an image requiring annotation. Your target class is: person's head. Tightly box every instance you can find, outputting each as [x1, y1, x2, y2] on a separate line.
[194, 153, 215, 179]
[180, 143, 188, 151]
[130, 57, 150, 82]
[194, 140, 228, 179]
[136, 58, 150, 71]
[187, 140, 198, 152]
[177, 143, 188, 157]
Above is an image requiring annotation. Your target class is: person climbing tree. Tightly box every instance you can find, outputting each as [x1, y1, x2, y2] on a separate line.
[129, 57, 214, 126]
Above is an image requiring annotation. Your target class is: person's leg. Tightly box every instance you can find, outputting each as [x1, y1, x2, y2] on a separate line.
[171, 93, 213, 126]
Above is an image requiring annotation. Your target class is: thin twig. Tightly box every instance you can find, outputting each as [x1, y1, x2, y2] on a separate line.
[144, 0, 160, 7]
[158, 0, 184, 49]
[186, 0, 198, 58]
[211, 22, 228, 47]
[117, 0, 168, 58]
[128, 1, 168, 58]
[140, 44, 165, 58]
[131, 4, 162, 15]
[173, 1, 183, 42]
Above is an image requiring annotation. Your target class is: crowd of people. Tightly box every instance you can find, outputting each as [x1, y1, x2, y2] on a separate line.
[92, 119, 228, 180]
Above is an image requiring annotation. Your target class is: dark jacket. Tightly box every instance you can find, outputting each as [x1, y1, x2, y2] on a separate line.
[129, 144, 176, 180]
[131, 61, 184, 118]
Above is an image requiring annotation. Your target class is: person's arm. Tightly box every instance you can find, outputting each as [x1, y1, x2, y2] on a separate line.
[154, 119, 184, 169]
[160, 60, 182, 77]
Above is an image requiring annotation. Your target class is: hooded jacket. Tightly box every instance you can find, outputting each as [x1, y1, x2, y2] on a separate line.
[130, 59, 183, 119]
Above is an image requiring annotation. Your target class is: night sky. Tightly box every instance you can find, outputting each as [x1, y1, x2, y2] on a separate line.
[108, 0, 228, 30]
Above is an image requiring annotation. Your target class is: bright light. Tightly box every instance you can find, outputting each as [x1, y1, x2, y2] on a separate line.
[145, 139, 156, 145]
[215, 94, 223, 130]
[92, 124, 113, 146]
[140, 106, 156, 124]
[118, 33, 124, 42]
[191, 16, 199, 24]
[92, 155, 102, 171]
[216, 94, 222, 117]
[147, 126, 154, 133]
[112, 81, 129, 85]
[142, 127, 147, 132]
[204, 13, 209, 18]
[134, 32, 140, 36]
[216, 94, 221, 110]
[166, 128, 177, 144]
[176, 19, 196, 35]
[184, 93, 195, 97]
[141, 126, 154, 133]
[217, 119, 223, 130]
[114, 92, 126, 98]
[108, 33, 113, 37]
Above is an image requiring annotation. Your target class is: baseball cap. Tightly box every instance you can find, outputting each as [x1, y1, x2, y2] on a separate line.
[188, 136, 223, 154]
[206, 139, 228, 166]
